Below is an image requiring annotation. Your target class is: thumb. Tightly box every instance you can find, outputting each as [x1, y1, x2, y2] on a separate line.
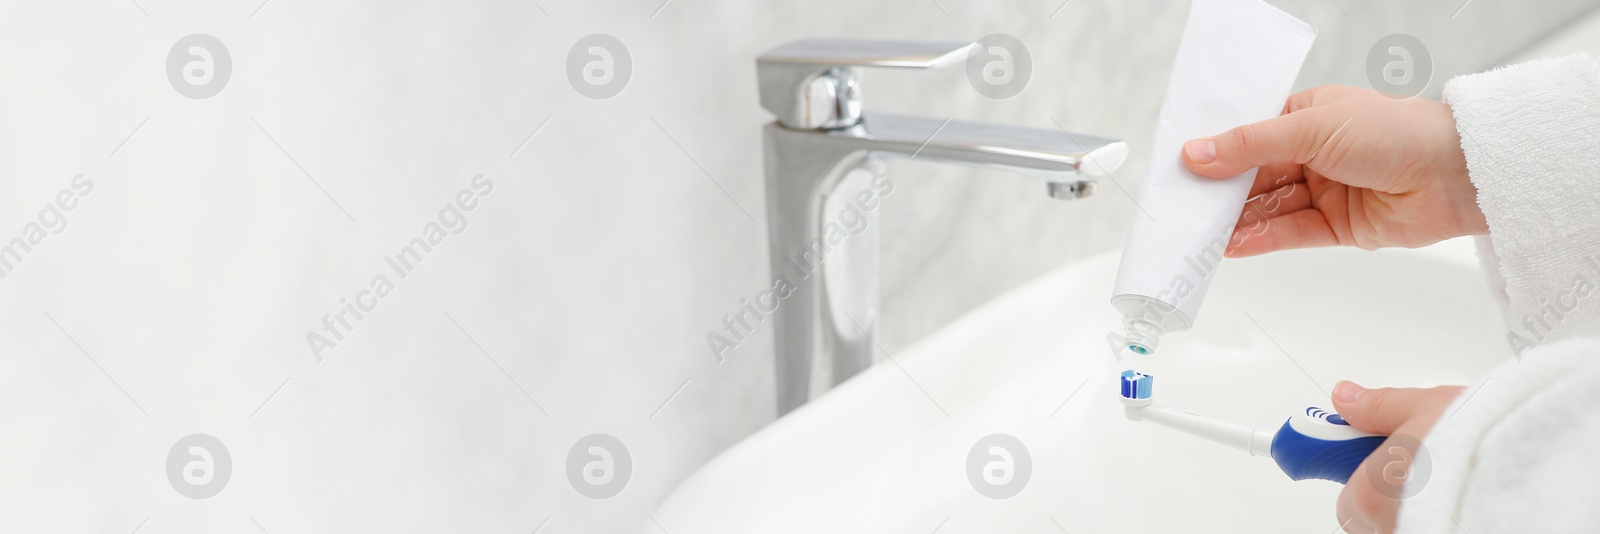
[1181, 110, 1326, 179]
[1330, 381, 1463, 435]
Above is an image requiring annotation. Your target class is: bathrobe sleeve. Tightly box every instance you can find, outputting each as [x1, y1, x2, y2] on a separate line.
[1394, 339, 1600, 533]
[1395, 55, 1600, 532]
[1445, 54, 1600, 353]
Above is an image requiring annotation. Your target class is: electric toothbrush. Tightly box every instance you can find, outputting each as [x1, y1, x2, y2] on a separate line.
[1119, 369, 1386, 484]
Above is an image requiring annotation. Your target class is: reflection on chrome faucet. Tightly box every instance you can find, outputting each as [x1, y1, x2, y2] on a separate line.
[757, 39, 1131, 414]
[706, 170, 894, 363]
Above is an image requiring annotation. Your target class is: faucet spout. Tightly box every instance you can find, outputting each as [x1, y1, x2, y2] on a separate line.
[827, 113, 1127, 184]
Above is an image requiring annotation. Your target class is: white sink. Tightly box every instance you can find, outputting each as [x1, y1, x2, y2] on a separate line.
[652, 241, 1509, 533]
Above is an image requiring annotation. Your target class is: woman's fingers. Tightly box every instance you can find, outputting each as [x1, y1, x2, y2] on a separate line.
[1226, 208, 1338, 258]
[1338, 423, 1422, 534]
[1337, 402, 1465, 530]
[1182, 110, 1327, 179]
[1244, 181, 1312, 219]
[1333, 394, 1460, 534]
[1337, 468, 1385, 533]
[1330, 382, 1465, 435]
[1250, 162, 1304, 198]
[1229, 182, 1313, 256]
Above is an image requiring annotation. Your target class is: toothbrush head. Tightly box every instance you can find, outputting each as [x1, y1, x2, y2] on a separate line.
[1119, 369, 1154, 406]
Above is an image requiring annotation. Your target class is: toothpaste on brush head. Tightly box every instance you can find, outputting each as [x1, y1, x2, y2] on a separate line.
[1111, 0, 1317, 354]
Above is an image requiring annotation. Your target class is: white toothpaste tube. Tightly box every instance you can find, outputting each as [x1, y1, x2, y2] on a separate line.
[1110, 0, 1317, 353]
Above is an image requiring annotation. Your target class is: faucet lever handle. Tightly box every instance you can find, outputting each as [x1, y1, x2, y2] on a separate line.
[757, 39, 974, 130]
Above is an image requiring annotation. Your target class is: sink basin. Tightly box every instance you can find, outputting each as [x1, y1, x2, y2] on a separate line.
[652, 242, 1509, 533]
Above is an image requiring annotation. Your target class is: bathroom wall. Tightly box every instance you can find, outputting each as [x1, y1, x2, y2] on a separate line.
[0, 0, 1592, 532]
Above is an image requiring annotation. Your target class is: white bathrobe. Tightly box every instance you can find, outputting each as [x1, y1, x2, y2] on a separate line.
[1397, 54, 1600, 532]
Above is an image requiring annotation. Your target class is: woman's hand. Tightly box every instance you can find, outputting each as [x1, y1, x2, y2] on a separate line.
[1330, 381, 1465, 534]
[1181, 85, 1488, 257]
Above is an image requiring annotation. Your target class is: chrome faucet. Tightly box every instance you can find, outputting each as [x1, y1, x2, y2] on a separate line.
[758, 39, 1129, 415]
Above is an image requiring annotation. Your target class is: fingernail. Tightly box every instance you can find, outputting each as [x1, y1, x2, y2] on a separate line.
[1334, 381, 1365, 404]
[1185, 139, 1216, 164]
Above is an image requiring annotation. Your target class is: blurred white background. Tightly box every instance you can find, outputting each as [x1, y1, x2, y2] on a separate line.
[1, 0, 1596, 532]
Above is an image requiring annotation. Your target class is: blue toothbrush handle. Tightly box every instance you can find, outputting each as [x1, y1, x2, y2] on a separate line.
[1269, 407, 1386, 484]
